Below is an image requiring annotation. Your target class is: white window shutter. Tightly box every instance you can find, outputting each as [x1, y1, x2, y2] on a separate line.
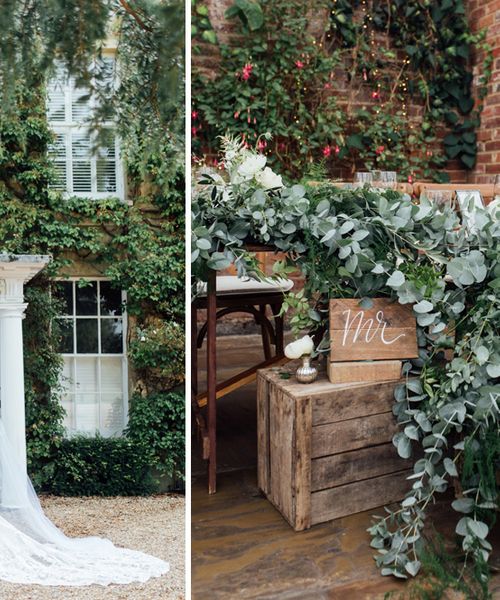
[47, 132, 68, 190]
[47, 58, 123, 201]
[71, 132, 92, 192]
[96, 130, 117, 193]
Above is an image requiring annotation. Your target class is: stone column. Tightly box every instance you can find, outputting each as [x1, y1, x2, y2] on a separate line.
[0, 255, 50, 506]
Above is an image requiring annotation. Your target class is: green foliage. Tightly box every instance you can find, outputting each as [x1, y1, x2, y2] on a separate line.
[0, 0, 184, 142]
[125, 392, 185, 482]
[50, 436, 156, 496]
[129, 321, 185, 389]
[192, 0, 491, 179]
[23, 281, 66, 489]
[192, 141, 500, 589]
[384, 534, 492, 599]
[0, 69, 184, 490]
[192, 0, 217, 45]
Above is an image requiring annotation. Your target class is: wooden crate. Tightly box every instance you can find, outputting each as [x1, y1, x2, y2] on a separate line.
[257, 365, 412, 531]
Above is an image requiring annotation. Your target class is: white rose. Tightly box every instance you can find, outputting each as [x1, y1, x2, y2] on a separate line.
[284, 335, 314, 359]
[237, 154, 267, 179]
[255, 166, 284, 189]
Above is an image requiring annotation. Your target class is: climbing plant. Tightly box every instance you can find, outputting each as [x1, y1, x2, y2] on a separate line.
[192, 138, 500, 594]
[192, 0, 492, 181]
[0, 78, 185, 489]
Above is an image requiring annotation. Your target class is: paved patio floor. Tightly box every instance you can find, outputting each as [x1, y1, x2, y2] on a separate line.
[192, 334, 500, 599]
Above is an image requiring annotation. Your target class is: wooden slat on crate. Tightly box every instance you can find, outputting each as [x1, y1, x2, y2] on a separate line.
[310, 470, 411, 524]
[312, 378, 402, 426]
[327, 359, 401, 384]
[311, 443, 404, 491]
[257, 375, 270, 495]
[311, 412, 399, 457]
[269, 387, 294, 525]
[294, 396, 312, 531]
[329, 298, 418, 362]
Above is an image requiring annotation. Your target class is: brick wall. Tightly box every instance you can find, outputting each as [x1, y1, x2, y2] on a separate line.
[194, 0, 499, 183]
[469, 0, 500, 182]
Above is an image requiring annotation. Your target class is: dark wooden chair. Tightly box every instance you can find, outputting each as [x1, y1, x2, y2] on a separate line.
[191, 274, 292, 492]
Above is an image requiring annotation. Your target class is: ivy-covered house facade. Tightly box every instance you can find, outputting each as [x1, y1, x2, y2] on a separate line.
[0, 27, 185, 493]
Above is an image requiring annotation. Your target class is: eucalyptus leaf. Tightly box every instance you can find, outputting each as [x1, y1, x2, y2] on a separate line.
[387, 270, 405, 288]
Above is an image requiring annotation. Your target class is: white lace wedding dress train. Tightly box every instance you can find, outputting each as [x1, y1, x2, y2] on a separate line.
[0, 420, 169, 586]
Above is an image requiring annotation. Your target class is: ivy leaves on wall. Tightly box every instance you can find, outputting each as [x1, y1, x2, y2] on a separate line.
[0, 81, 185, 490]
[193, 0, 492, 180]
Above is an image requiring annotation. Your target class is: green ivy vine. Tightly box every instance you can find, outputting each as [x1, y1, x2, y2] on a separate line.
[0, 83, 185, 490]
[192, 0, 492, 181]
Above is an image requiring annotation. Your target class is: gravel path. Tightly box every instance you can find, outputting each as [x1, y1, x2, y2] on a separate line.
[0, 494, 185, 600]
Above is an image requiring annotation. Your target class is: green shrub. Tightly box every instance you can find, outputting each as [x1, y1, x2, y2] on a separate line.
[125, 391, 185, 482]
[50, 436, 156, 496]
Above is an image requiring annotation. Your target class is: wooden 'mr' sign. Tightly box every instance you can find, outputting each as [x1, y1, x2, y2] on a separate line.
[329, 298, 418, 362]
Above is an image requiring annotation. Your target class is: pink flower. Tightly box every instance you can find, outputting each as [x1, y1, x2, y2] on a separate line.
[257, 140, 267, 151]
[191, 126, 197, 136]
[242, 63, 253, 81]
[324, 82, 332, 90]
[278, 142, 286, 151]
[323, 145, 331, 158]
[295, 60, 304, 69]
[234, 111, 240, 119]
[334, 145, 340, 154]
[192, 110, 199, 119]
[375, 145, 385, 155]
[426, 150, 433, 157]
[371, 91, 380, 100]
[408, 174, 413, 183]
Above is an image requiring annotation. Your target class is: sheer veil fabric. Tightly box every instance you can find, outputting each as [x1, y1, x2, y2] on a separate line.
[0, 420, 169, 586]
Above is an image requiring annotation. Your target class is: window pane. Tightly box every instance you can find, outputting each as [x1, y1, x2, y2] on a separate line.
[75, 357, 99, 392]
[101, 319, 123, 354]
[61, 357, 75, 393]
[76, 319, 98, 353]
[61, 394, 75, 431]
[96, 160, 117, 192]
[56, 281, 73, 315]
[58, 319, 74, 353]
[72, 133, 92, 193]
[48, 134, 67, 190]
[100, 357, 123, 393]
[100, 394, 124, 437]
[73, 162, 92, 192]
[47, 84, 66, 122]
[99, 282, 122, 316]
[72, 133, 91, 158]
[74, 394, 99, 432]
[72, 86, 91, 122]
[76, 282, 97, 315]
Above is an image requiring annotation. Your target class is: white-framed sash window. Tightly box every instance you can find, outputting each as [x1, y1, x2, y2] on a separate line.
[47, 58, 124, 200]
[56, 279, 128, 437]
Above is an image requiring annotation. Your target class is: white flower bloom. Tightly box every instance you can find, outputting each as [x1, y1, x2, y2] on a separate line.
[255, 166, 284, 189]
[284, 335, 314, 359]
[237, 153, 267, 179]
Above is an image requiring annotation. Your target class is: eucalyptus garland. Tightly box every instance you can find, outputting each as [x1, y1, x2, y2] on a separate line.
[192, 138, 500, 590]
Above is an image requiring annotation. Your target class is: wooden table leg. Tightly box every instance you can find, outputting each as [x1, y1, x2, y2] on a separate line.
[271, 302, 284, 355]
[207, 269, 217, 494]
